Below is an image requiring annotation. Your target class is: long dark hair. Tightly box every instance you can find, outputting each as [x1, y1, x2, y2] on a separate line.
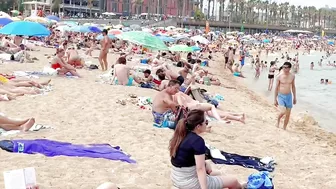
[169, 109, 205, 157]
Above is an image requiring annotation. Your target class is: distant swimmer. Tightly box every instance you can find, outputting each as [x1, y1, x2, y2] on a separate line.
[321, 79, 332, 84]
[310, 62, 314, 70]
[274, 62, 297, 130]
[321, 79, 324, 84]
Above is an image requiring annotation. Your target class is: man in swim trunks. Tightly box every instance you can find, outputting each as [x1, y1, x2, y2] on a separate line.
[152, 80, 181, 129]
[99, 29, 110, 71]
[274, 62, 296, 130]
[111, 57, 140, 86]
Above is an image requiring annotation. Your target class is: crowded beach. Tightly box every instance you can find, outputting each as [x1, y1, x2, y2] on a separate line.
[0, 14, 336, 189]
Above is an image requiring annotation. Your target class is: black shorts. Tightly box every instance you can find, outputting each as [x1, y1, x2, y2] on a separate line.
[225, 57, 229, 64]
[268, 74, 274, 79]
[176, 75, 185, 85]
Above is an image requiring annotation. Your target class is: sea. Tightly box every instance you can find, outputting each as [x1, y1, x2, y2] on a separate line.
[241, 51, 336, 132]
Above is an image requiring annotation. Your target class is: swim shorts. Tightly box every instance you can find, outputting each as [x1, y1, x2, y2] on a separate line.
[277, 93, 293, 108]
[233, 72, 241, 77]
[115, 77, 134, 86]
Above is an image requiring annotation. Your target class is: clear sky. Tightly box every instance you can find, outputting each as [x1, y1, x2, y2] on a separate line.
[275, 0, 336, 9]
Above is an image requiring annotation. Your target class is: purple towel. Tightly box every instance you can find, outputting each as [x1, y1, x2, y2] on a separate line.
[13, 139, 136, 163]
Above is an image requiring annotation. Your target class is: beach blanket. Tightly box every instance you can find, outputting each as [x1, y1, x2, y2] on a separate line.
[0, 124, 52, 136]
[205, 145, 275, 172]
[0, 139, 136, 163]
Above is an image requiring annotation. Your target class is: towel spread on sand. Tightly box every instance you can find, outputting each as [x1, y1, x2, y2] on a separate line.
[0, 139, 136, 163]
[205, 145, 275, 172]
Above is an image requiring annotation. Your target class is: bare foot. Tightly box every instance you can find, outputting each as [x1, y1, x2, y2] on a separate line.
[239, 115, 246, 124]
[20, 118, 35, 131]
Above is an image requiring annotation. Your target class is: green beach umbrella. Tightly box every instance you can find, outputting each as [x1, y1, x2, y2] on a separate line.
[120, 31, 168, 50]
[169, 45, 193, 52]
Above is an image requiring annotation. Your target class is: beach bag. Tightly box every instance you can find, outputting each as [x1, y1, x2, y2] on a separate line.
[247, 171, 274, 189]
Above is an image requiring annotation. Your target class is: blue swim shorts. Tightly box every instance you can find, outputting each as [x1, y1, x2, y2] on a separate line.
[277, 93, 293, 108]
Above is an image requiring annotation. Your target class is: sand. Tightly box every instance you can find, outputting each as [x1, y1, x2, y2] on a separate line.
[0, 47, 336, 189]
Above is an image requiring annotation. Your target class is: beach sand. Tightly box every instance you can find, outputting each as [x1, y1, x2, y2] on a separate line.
[0, 48, 336, 189]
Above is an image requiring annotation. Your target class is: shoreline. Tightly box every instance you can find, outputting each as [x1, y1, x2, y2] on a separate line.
[221, 64, 336, 149]
[0, 49, 335, 188]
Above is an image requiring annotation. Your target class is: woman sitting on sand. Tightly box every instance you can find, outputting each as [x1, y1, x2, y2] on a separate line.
[0, 114, 35, 131]
[50, 48, 81, 77]
[169, 109, 245, 189]
[174, 92, 245, 123]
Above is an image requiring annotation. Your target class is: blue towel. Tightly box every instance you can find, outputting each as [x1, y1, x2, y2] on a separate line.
[247, 171, 274, 189]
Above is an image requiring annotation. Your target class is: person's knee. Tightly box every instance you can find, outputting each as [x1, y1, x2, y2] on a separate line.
[221, 176, 240, 188]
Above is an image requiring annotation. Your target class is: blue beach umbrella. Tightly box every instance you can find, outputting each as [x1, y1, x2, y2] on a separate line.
[191, 46, 201, 51]
[328, 41, 334, 45]
[46, 15, 60, 22]
[157, 35, 175, 42]
[70, 25, 91, 33]
[0, 21, 50, 36]
[263, 39, 270, 43]
[89, 26, 101, 33]
[0, 17, 13, 26]
[96, 34, 116, 40]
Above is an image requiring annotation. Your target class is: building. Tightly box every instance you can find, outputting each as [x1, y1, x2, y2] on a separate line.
[21, 0, 103, 17]
[105, 0, 193, 16]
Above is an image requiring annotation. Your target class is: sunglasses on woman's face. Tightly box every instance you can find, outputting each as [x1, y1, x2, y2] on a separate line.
[204, 120, 209, 126]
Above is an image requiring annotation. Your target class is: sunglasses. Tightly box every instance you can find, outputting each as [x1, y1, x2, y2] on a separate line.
[204, 120, 209, 126]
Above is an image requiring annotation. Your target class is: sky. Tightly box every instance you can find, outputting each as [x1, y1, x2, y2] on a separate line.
[275, 0, 336, 9]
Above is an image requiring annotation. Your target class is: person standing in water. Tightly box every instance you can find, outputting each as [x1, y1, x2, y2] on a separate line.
[99, 29, 110, 71]
[267, 61, 277, 91]
[274, 62, 296, 130]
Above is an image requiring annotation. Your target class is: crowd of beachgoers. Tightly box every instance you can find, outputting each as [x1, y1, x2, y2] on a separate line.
[1, 15, 336, 189]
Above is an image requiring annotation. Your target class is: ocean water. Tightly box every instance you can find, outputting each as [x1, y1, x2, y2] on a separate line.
[241, 51, 336, 132]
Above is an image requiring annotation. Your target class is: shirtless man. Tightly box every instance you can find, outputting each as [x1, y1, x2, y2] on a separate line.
[111, 57, 140, 86]
[99, 29, 110, 71]
[274, 62, 297, 130]
[152, 80, 180, 129]
[66, 46, 83, 68]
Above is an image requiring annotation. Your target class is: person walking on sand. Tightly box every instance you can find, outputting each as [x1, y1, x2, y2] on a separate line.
[99, 29, 110, 71]
[274, 62, 297, 130]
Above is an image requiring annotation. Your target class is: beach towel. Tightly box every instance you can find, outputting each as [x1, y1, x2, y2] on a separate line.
[0, 139, 136, 163]
[205, 145, 275, 172]
[247, 171, 274, 189]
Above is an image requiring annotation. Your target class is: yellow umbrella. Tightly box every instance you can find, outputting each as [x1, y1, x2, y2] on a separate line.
[24, 16, 50, 25]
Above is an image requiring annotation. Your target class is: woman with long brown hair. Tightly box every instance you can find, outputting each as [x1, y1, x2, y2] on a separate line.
[169, 109, 243, 189]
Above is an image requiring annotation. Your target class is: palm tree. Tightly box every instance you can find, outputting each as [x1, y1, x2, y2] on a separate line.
[88, 0, 93, 18]
[132, 0, 144, 15]
[52, 0, 62, 14]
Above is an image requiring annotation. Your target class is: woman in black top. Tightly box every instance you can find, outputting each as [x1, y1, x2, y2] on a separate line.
[169, 110, 243, 189]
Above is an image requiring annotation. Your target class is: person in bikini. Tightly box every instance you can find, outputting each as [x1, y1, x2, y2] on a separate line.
[268, 61, 277, 91]
[274, 62, 297, 130]
[0, 74, 50, 89]
[50, 48, 81, 77]
[99, 29, 110, 71]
